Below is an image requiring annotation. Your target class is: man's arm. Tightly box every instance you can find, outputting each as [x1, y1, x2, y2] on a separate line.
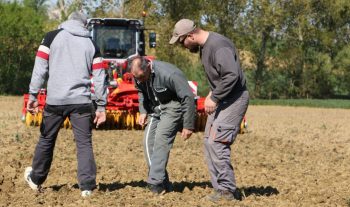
[29, 30, 62, 102]
[135, 83, 148, 126]
[27, 30, 62, 114]
[91, 53, 107, 112]
[210, 47, 240, 103]
[135, 83, 148, 115]
[169, 71, 196, 131]
[91, 46, 108, 128]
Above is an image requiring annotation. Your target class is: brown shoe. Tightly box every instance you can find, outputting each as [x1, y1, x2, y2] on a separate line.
[206, 189, 221, 202]
[206, 189, 242, 202]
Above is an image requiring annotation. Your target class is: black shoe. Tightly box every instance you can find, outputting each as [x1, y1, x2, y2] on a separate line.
[163, 171, 172, 192]
[163, 179, 173, 192]
[232, 190, 243, 201]
[147, 183, 165, 195]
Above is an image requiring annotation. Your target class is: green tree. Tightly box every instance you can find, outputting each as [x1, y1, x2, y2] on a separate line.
[238, 0, 287, 98]
[278, 0, 350, 98]
[0, 2, 46, 94]
[334, 46, 350, 96]
[39, 0, 350, 99]
[23, 0, 48, 13]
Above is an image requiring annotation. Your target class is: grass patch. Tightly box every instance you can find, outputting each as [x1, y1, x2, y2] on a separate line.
[250, 99, 350, 109]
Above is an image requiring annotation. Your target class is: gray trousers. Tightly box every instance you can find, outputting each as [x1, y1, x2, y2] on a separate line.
[204, 90, 249, 192]
[30, 104, 96, 191]
[143, 102, 182, 185]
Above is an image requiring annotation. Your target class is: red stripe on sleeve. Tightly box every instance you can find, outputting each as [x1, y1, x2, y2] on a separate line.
[36, 51, 49, 60]
[92, 63, 104, 70]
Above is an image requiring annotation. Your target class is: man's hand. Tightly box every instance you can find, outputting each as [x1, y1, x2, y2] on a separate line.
[27, 100, 39, 115]
[138, 113, 147, 126]
[94, 111, 106, 128]
[205, 91, 217, 115]
[181, 128, 193, 140]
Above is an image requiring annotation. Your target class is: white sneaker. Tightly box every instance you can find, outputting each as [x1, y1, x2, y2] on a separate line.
[81, 190, 92, 197]
[24, 167, 40, 191]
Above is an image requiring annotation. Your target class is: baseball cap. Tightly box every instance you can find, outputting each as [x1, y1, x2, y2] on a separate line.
[169, 19, 196, 44]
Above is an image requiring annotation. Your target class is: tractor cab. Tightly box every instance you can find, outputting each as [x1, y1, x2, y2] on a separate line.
[88, 18, 146, 61]
[87, 18, 155, 86]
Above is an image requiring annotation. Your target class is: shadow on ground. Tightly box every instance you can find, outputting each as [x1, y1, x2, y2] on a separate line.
[98, 180, 147, 192]
[95, 180, 278, 198]
[97, 180, 212, 192]
[239, 186, 279, 197]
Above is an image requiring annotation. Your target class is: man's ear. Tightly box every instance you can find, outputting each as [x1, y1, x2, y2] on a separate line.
[188, 32, 195, 40]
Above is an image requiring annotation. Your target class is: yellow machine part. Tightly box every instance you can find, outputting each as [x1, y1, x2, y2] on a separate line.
[24, 110, 247, 133]
[25, 111, 43, 127]
[25, 112, 34, 126]
[239, 118, 247, 134]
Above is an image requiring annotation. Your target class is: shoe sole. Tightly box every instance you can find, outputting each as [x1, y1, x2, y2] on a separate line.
[81, 190, 92, 198]
[24, 167, 39, 191]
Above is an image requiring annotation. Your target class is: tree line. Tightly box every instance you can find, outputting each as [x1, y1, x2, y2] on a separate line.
[0, 0, 349, 99]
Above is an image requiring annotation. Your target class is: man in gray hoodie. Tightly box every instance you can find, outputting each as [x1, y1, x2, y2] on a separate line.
[23, 11, 107, 197]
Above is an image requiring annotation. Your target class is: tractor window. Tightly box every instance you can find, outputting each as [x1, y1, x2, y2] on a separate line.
[93, 26, 137, 59]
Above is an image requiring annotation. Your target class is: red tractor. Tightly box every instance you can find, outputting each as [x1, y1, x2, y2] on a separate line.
[22, 18, 247, 133]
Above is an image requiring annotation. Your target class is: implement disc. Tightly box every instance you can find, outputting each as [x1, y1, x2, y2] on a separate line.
[25, 112, 33, 126]
[126, 113, 132, 129]
[63, 117, 70, 129]
[114, 112, 120, 128]
[33, 113, 40, 126]
[106, 112, 114, 129]
[37, 112, 43, 126]
[135, 112, 140, 130]
[130, 113, 135, 129]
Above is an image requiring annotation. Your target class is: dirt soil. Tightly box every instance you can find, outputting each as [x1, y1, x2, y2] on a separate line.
[0, 96, 349, 207]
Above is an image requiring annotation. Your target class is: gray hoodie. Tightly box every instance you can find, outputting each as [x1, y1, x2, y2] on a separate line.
[29, 20, 107, 111]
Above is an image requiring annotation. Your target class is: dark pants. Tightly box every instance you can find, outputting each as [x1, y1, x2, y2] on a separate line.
[30, 104, 96, 191]
[204, 90, 249, 192]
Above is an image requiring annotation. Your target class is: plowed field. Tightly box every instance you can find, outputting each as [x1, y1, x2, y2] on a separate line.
[0, 96, 349, 207]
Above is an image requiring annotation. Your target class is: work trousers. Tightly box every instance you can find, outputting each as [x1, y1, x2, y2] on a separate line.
[204, 90, 249, 192]
[143, 101, 182, 186]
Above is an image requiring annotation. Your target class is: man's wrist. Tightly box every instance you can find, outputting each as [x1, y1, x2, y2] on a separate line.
[29, 94, 38, 102]
[96, 106, 106, 112]
[210, 95, 219, 104]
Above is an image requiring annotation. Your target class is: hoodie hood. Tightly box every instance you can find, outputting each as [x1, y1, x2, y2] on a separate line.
[59, 20, 90, 37]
